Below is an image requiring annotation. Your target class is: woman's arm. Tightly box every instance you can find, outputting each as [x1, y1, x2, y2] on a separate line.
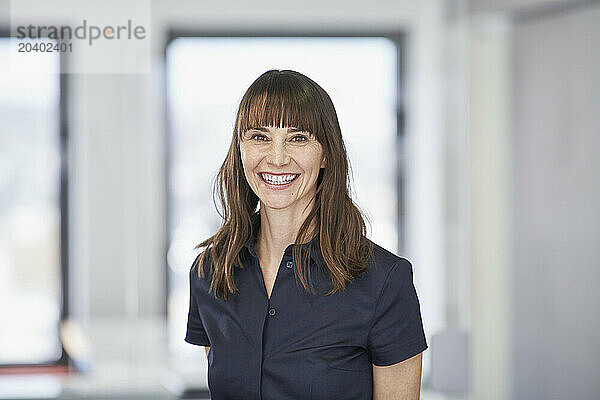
[372, 352, 423, 400]
[205, 346, 210, 357]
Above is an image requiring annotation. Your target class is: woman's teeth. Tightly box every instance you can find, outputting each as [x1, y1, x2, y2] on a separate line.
[261, 173, 299, 185]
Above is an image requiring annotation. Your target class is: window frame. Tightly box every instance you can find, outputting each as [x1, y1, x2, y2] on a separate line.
[0, 28, 70, 372]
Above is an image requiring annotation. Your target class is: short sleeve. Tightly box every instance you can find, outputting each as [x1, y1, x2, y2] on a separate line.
[185, 261, 211, 346]
[367, 259, 428, 366]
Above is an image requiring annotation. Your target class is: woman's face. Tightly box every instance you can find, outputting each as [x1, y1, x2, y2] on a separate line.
[240, 125, 325, 214]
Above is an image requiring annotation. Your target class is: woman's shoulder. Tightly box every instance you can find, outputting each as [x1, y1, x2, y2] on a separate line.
[190, 246, 214, 282]
[363, 239, 414, 282]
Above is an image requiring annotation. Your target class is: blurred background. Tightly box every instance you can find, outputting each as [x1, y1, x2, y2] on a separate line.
[0, 0, 599, 399]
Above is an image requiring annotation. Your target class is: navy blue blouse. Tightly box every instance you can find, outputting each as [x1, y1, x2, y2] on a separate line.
[186, 234, 428, 400]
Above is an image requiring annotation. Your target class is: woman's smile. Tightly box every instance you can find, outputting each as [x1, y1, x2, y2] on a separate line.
[258, 172, 301, 190]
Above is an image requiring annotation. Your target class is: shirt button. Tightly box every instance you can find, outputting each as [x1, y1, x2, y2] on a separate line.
[268, 308, 276, 316]
[286, 261, 293, 269]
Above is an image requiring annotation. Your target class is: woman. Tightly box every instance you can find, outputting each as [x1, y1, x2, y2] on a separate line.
[186, 69, 427, 400]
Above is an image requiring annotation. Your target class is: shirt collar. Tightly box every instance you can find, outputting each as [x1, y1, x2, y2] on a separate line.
[242, 233, 324, 269]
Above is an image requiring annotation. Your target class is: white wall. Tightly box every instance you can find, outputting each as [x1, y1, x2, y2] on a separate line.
[512, 3, 600, 398]
[467, 0, 600, 398]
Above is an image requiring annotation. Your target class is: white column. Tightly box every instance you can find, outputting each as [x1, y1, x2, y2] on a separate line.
[467, 15, 513, 400]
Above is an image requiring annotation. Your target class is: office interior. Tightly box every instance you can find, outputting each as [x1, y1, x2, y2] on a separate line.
[1, 0, 599, 399]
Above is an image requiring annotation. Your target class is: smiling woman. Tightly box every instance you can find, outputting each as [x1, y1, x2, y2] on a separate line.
[185, 69, 427, 400]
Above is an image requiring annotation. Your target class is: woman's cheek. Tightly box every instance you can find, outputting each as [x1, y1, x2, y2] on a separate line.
[240, 146, 255, 174]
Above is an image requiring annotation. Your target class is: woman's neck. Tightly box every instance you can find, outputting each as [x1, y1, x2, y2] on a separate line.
[256, 203, 317, 266]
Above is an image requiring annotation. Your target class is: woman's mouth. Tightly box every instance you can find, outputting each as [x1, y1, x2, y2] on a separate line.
[259, 172, 300, 190]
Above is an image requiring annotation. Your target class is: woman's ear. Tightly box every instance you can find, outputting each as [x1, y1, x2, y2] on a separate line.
[320, 156, 326, 169]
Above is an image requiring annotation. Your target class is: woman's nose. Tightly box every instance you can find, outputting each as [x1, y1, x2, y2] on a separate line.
[267, 142, 290, 166]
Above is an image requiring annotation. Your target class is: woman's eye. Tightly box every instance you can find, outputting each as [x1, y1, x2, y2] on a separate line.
[251, 133, 268, 141]
[290, 135, 308, 142]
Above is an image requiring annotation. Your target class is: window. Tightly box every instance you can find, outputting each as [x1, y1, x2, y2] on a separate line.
[0, 36, 67, 368]
[165, 35, 402, 362]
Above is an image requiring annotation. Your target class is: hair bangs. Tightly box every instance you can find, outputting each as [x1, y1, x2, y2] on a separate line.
[235, 72, 323, 142]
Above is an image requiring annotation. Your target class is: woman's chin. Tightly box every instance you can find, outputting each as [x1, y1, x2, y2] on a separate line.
[259, 197, 297, 211]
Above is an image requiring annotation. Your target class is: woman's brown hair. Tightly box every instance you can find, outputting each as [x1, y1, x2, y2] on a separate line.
[193, 69, 373, 300]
